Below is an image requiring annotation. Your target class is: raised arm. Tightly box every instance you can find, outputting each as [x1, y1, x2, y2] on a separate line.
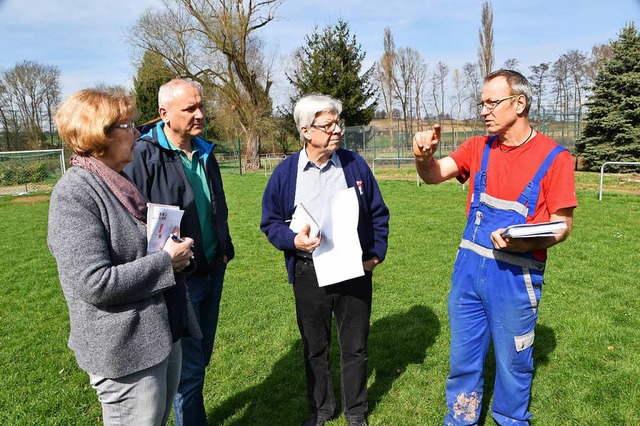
[413, 124, 460, 184]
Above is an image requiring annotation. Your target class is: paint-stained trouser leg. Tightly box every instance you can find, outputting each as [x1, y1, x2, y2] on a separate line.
[445, 249, 491, 425]
[445, 250, 542, 426]
[488, 261, 541, 426]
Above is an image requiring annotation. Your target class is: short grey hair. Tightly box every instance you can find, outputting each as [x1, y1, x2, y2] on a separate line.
[293, 94, 342, 143]
[485, 69, 532, 115]
[158, 78, 202, 109]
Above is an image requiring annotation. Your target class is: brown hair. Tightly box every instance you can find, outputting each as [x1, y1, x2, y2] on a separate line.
[54, 89, 136, 157]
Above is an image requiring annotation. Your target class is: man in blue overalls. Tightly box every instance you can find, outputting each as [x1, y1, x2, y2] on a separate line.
[413, 70, 578, 425]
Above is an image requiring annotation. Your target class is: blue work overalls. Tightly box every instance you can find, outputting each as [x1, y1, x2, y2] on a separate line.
[445, 136, 566, 426]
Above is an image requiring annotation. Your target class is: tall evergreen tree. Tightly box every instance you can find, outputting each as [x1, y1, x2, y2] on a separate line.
[288, 19, 377, 126]
[576, 23, 640, 171]
[133, 51, 176, 124]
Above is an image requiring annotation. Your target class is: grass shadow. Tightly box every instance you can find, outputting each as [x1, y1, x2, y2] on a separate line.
[367, 305, 441, 413]
[478, 323, 557, 424]
[207, 340, 308, 425]
[207, 304, 441, 425]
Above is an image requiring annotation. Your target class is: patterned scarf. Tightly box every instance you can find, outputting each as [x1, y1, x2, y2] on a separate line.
[71, 155, 147, 224]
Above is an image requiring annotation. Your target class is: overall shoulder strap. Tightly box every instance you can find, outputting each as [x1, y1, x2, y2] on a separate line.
[517, 145, 568, 216]
[471, 135, 498, 207]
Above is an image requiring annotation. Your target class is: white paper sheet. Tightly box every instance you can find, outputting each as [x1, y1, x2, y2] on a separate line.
[312, 187, 364, 287]
[289, 202, 321, 238]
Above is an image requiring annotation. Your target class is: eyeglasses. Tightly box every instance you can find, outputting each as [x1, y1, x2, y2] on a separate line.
[477, 95, 520, 112]
[109, 122, 136, 131]
[310, 119, 345, 134]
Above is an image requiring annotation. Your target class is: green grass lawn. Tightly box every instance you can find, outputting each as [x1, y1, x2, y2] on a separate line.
[0, 172, 638, 425]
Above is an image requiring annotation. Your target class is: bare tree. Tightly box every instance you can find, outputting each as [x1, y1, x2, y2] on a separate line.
[431, 61, 449, 128]
[129, 0, 283, 169]
[0, 83, 16, 150]
[378, 27, 396, 143]
[585, 43, 614, 85]
[503, 57, 520, 71]
[529, 62, 550, 126]
[430, 71, 441, 125]
[412, 56, 428, 131]
[550, 56, 571, 116]
[562, 50, 588, 114]
[1, 61, 61, 150]
[392, 47, 420, 139]
[478, 1, 494, 78]
[463, 62, 481, 126]
[42, 67, 61, 146]
[449, 68, 469, 145]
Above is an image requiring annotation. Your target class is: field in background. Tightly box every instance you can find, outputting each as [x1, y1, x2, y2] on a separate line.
[0, 172, 638, 425]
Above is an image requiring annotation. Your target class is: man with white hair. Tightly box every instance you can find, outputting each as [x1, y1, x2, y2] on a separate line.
[261, 94, 389, 426]
[125, 78, 234, 426]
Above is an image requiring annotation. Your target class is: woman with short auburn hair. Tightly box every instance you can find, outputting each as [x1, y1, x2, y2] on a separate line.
[54, 89, 137, 157]
[48, 88, 201, 426]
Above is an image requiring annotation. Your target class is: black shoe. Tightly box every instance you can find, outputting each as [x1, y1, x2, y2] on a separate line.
[347, 417, 368, 426]
[303, 416, 327, 426]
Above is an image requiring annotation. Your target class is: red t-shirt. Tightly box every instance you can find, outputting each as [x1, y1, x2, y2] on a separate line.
[450, 133, 578, 223]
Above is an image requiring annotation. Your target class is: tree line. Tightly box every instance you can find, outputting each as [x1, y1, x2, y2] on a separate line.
[0, 61, 61, 151]
[1, 1, 637, 171]
[374, 5, 614, 149]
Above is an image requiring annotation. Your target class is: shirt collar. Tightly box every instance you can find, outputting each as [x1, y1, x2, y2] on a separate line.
[154, 121, 215, 164]
[298, 147, 341, 172]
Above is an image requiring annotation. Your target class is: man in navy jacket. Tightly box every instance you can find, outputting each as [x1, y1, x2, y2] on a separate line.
[125, 79, 234, 426]
[260, 94, 389, 426]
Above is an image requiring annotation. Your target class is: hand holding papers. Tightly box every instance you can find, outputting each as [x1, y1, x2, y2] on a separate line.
[146, 203, 185, 254]
[289, 203, 321, 238]
[500, 220, 567, 239]
[312, 187, 364, 287]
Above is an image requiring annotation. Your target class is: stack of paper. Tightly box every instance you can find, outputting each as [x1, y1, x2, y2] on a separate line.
[312, 187, 364, 287]
[501, 220, 567, 239]
[289, 203, 321, 238]
[146, 203, 184, 254]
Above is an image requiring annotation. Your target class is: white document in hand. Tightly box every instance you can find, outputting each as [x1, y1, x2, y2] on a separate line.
[146, 203, 184, 254]
[289, 203, 321, 238]
[500, 220, 567, 239]
[312, 187, 364, 287]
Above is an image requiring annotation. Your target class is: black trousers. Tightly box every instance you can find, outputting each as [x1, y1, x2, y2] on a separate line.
[293, 258, 372, 421]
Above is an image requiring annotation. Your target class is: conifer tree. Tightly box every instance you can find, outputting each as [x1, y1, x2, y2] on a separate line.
[576, 23, 640, 171]
[133, 51, 176, 124]
[288, 19, 377, 126]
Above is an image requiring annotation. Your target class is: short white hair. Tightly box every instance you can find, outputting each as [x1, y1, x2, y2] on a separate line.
[293, 94, 342, 143]
[158, 78, 202, 109]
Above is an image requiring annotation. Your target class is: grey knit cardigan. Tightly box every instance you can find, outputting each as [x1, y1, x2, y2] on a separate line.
[48, 167, 200, 378]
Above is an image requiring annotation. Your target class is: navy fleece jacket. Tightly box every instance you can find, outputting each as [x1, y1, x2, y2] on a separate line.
[260, 148, 390, 283]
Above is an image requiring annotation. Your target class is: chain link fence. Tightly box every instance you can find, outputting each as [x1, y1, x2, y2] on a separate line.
[0, 149, 65, 196]
[0, 113, 584, 193]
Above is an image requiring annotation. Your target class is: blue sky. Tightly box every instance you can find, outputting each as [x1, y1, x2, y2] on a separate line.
[1, 0, 638, 107]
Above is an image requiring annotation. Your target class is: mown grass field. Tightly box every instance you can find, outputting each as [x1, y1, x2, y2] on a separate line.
[0, 171, 638, 425]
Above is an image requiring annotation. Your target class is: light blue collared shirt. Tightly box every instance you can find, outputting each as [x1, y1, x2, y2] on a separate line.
[294, 148, 347, 225]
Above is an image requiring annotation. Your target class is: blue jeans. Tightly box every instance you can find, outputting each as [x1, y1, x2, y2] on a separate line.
[89, 341, 182, 426]
[173, 264, 226, 426]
